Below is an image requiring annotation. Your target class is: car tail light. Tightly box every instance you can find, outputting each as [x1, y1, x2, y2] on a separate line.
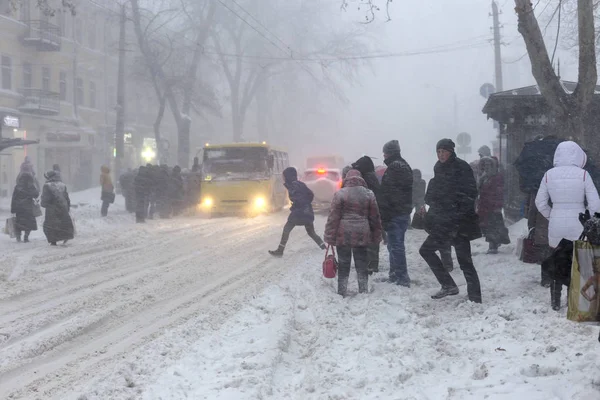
[317, 168, 326, 175]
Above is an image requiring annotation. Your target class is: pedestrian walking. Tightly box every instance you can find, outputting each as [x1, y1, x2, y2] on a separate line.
[477, 156, 510, 254]
[419, 139, 482, 303]
[11, 172, 39, 243]
[379, 140, 413, 287]
[535, 141, 600, 310]
[324, 169, 382, 296]
[41, 170, 74, 246]
[100, 165, 115, 217]
[269, 167, 326, 257]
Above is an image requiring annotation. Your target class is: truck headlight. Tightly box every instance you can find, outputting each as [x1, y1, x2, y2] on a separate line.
[202, 197, 213, 207]
[254, 196, 266, 209]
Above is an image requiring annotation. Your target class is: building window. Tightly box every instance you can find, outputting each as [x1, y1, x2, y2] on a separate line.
[75, 17, 83, 44]
[89, 81, 96, 108]
[88, 14, 96, 49]
[23, 62, 32, 88]
[42, 67, 50, 91]
[76, 77, 84, 106]
[59, 71, 67, 101]
[1, 55, 12, 90]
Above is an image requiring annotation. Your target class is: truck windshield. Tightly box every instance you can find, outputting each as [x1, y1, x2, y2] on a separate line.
[202, 147, 269, 180]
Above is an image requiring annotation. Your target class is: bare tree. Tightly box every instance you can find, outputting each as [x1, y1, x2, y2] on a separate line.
[210, 0, 371, 143]
[130, 0, 218, 167]
[514, 0, 597, 148]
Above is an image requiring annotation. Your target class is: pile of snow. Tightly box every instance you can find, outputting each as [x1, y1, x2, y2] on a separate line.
[140, 223, 600, 400]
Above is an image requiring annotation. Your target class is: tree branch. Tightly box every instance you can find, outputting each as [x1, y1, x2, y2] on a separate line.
[514, 0, 569, 115]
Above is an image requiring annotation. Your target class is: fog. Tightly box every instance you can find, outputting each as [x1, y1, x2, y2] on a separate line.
[0, 0, 579, 188]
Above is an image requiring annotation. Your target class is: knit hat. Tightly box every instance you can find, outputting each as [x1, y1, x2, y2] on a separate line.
[436, 138, 455, 153]
[478, 145, 492, 157]
[382, 140, 401, 156]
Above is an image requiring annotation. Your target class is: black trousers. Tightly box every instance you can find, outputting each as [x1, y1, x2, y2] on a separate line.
[279, 221, 323, 247]
[420, 235, 482, 303]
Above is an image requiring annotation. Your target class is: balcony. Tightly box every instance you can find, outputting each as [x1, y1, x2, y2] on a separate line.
[18, 88, 60, 115]
[21, 20, 61, 51]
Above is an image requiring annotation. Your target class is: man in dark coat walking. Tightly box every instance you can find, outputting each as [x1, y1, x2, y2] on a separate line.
[269, 167, 326, 257]
[352, 156, 383, 274]
[379, 140, 413, 287]
[419, 139, 482, 303]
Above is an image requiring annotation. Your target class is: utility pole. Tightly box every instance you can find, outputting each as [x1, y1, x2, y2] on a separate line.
[115, 3, 127, 178]
[492, 0, 504, 92]
[491, 0, 504, 164]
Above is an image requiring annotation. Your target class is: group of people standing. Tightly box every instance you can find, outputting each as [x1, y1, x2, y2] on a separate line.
[10, 159, 74, 245]
[270, 139, 510, 303]
[119, 164, 189, 223]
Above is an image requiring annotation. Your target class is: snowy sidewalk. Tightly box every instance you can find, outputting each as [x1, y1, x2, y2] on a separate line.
[139, 221, 600, 400]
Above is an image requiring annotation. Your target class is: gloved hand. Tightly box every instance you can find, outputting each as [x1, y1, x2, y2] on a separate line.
[579, 209, 591, 226]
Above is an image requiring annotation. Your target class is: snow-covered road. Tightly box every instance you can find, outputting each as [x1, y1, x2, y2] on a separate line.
[1, 191, 600, 399]
[0, 193, 319, 399]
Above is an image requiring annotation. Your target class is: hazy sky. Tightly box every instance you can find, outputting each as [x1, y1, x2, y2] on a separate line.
[317, 0, 572, 176]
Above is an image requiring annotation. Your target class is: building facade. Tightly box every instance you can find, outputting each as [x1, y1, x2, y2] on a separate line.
[0, 0, 176, 197]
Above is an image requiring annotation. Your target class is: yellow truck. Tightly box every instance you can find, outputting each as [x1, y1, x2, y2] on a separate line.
[198, 143, 289, 216]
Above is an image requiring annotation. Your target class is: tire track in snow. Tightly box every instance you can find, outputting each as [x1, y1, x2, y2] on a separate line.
[0, 214, 293, 398]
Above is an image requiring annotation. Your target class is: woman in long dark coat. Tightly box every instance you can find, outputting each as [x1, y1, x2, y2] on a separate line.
[41, 171, 74, 245]
[11, 172, 39, 242]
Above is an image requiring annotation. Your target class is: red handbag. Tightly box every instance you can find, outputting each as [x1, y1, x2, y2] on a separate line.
[323, 245, 338, 278]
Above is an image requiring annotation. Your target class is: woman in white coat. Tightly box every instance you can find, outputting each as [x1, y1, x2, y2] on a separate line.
[535, 140, 600, 310]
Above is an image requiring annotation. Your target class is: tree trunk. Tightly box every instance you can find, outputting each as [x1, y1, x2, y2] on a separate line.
[256, 81, 268, 141]
[153, 95, 166, 162]
[178, 117, 191, 167]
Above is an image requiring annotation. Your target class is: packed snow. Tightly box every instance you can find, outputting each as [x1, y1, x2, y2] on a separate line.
[1, 190, 599, 399]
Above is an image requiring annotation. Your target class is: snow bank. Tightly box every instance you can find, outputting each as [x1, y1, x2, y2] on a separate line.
[144, 220, 600, 399]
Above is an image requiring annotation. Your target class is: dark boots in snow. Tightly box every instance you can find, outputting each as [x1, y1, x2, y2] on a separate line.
[551, 280, 562, 311]
[269, 245, 285, 257]
[431, 286, 459, 300]
[357, 272, 369, 294]
[338, 276, 349, 297]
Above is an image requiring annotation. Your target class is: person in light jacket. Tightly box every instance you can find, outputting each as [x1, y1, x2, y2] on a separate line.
[324, 169, 383, 296]
[535, 140, 600, 310]
[100, 165, 114, 217]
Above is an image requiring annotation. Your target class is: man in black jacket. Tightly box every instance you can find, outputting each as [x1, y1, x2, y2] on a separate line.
[380, 140, 413, 287]
[419, 139, 482, 303]
[353, 155, 382, 274]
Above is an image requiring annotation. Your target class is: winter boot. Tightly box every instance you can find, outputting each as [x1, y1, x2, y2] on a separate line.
[16, 233, 21, 243]
[269, 245, 285, 257]
[357, 272, 369, 294]
[320, 243, 326, 250]
[50, 242, 57, 246]
[487, 243, 499, 254]
[431, 286, 459, 300]
[338, 276, 349, 297]
[551, 280, 562, 311]
[24, 233, 29, 243]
